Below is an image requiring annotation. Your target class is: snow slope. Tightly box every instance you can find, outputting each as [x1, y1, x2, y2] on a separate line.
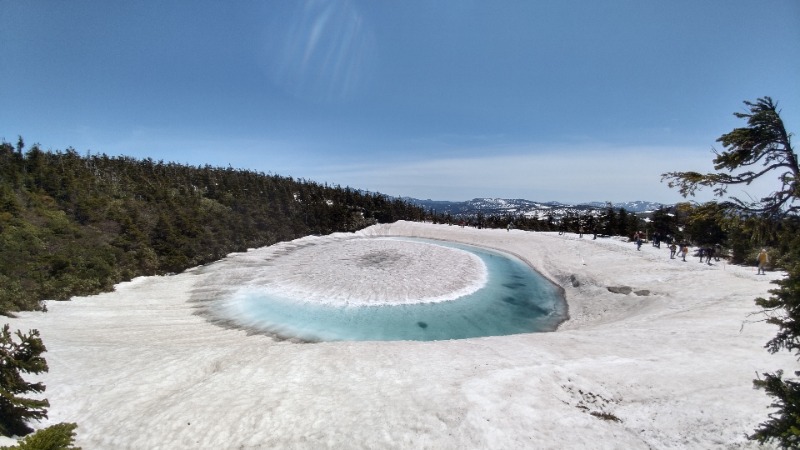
[6, 221, 793, 449]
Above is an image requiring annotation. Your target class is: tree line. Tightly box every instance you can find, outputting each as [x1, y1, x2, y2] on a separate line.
[429, 201, 798, 270]
[0, 142, 424, 316]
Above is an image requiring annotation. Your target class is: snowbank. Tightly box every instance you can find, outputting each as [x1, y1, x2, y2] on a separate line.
[6, 221, 793, 449]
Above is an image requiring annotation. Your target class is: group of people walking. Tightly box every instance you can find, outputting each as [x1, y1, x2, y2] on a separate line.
[631, 232, 771, 274]
[666, 242, 690, 261]
[666, 241, 697, 262]
[633, 231, 684, 256]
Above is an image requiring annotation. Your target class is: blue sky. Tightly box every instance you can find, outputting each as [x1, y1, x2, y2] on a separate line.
[2, 1, 798, 204]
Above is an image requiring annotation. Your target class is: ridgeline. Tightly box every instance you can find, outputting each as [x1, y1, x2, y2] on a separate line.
[0, 140, 424, 316]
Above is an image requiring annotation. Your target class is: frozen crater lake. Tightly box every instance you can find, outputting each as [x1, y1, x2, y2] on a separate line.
[194, 236, 567, 341]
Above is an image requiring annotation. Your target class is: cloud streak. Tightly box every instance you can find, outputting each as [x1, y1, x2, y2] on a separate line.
[305, 143, 721, 203]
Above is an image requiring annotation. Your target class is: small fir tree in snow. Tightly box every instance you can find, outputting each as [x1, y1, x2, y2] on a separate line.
[0, 324, 50, 437]
[751, 262, 800, 448]
[0, 422, 80, 450]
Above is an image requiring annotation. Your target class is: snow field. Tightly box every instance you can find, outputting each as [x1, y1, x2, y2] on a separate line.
[6, 221, 794, 449]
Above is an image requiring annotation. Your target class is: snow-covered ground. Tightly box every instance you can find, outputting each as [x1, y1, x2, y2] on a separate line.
[6, 221, 794, 449]
[198, 236, 488, 307]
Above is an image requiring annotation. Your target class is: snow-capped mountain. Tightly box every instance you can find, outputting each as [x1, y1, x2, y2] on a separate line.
[580, 200, 665, 213]
[406, 197, 665, 218]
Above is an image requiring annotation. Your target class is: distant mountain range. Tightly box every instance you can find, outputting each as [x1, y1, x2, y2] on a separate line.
[404, 197, 665, 219]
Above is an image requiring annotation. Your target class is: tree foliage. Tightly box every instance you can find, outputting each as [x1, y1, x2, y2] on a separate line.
[0, 423, 80, 450]
[750, 365, 800, 448]
[0, 325, 49, 437]
[662, 96, 798, 216]
[663, 97, 800, 447]
[0, 141, 425, 315]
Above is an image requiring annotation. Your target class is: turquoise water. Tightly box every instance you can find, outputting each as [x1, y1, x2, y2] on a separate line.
[216, 239, 567, 341]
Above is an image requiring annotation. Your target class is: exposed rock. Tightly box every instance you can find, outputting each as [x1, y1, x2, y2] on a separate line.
[607, 286, 632, 295]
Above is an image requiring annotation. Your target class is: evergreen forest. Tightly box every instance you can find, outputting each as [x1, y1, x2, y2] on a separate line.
[0, 139, 424, 316]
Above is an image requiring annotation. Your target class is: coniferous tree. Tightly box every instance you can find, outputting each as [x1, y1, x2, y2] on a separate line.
[650, 206, 675, 240]
[0, 325, 50, 437]
[0, 423, 81, 450]
[662, 96, 798, 216]
[684, 202, 727, 247]
[663, 97, 800, 447]
[602, 206, 617, 236]
[616, 208, 630, 237]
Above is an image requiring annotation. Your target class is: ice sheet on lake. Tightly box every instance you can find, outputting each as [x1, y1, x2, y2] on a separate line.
[197, 237, 488, 306]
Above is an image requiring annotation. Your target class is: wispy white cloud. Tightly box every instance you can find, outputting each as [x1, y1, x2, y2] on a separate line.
[301, 143, 727, 203]
[64, 128, 778, 204]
